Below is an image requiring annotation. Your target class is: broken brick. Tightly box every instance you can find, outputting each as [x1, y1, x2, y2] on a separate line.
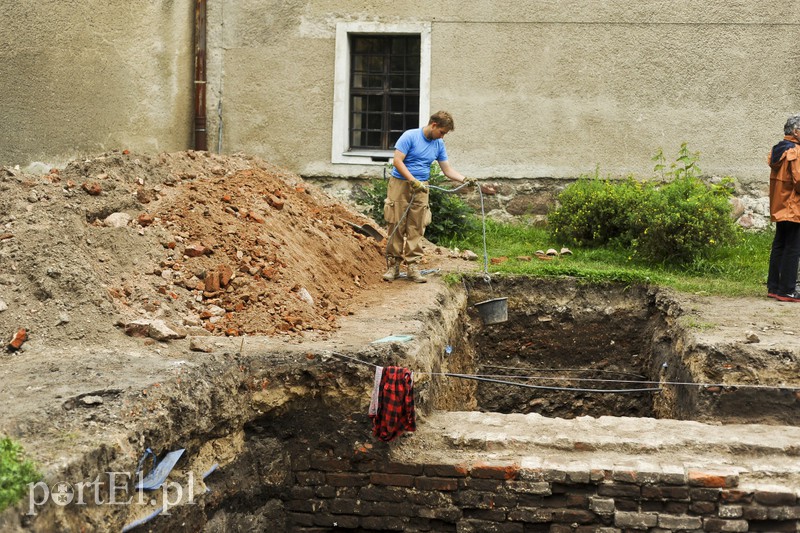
[283, 315, 303, 327]
[82, 182, 102, 195]
[204, 271, 221, 293]
[8, 329, 27, 350]
[137, 213, 154, 227]
[185, 244, 209, 257]
[218, 264, 233, 287]
[248, 211, 265, 223]
[267, 195, 285, 210]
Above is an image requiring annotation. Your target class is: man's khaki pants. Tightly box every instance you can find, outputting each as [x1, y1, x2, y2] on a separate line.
[383, 177, 431, 264]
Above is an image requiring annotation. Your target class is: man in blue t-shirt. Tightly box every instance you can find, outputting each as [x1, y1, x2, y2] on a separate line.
[382, 111, 476, 283]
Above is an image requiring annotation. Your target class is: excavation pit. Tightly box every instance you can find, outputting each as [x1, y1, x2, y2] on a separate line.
[6, 276, 800, 532]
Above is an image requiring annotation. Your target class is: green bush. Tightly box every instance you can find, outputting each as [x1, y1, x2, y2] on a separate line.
[548, 144, 738, 265]
[548, 173, 647, 247]
[354, 162, 478, 244]
[0, 436, 39, 511]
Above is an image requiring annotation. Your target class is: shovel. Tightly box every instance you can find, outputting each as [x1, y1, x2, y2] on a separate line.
[346, 221, 383, 241]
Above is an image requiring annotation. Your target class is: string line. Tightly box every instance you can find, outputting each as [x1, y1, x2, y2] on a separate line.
[328, 351, 797, 393]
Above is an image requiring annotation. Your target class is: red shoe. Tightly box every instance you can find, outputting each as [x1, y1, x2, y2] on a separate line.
[775, 292, 800, 302]
[768, 292, 779, 299]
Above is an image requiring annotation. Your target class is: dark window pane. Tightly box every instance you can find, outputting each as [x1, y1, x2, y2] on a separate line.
[390, 55, 405, 72]
[367, 113, 382, 130]
[349, 34, 421, 150]
[390, 75, 405, 90]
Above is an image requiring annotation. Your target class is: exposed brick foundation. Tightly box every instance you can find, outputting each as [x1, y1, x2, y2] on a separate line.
[285, 456, 799, 532]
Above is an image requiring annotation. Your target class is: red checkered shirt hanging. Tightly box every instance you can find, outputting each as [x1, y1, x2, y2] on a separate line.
[370, 366, 416, 442]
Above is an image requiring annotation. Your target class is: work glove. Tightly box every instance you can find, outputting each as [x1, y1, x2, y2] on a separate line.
[410, 180, 428, 192]
[464, 177, 478, 186]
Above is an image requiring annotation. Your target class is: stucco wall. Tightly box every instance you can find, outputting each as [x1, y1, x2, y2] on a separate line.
[0, 1, 194, 168]
[4, 1, 800, 190]
[206, 1, 800, 188]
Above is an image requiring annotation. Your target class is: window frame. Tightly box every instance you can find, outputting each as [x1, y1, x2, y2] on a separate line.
[331, 21, 431, 165]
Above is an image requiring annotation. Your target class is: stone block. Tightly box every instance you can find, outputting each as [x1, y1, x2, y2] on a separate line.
[589, 496, 616, 515]
[658, 514, 703, 530]
[614, 511, 658, 529]
[456, 519, 523, 533]
[417, 505, 462, 522]
[702, 518, 749, 532]
[506, 480, 551, 495]
[507, 507, 552, 523]
[718, 505, 743, 518]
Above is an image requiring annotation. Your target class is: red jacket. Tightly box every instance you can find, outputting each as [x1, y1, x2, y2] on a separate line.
[769, 135, 800, 223]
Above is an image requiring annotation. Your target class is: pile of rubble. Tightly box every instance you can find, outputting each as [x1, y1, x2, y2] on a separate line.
[0, 150, 386, 353]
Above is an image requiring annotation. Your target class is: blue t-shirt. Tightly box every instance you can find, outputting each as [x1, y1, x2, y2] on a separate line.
[391, 128, 448, 182]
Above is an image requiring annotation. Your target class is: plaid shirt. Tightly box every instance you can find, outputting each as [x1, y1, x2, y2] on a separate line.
[371, 366, 416, 442]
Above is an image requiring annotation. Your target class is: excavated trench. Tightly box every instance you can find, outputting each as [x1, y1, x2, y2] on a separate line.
[15, 277, 800, 532]
[167, 278, 797, 531]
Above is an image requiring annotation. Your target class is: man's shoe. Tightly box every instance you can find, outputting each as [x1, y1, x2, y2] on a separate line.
[382, 262, 400, 282]
[768, 292, 779, 299]
[406, 265, 427, 283]
[775, 291, 800, 302]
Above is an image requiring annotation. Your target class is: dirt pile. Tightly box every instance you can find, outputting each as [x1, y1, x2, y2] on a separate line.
[0, 150, 387, 352]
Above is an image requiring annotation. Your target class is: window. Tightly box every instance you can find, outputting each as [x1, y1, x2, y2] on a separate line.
[349, 35, 420, 151]
[332, 22, 431, 165]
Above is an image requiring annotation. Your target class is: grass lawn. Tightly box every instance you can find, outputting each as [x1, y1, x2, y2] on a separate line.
[442, 220, 773, 297]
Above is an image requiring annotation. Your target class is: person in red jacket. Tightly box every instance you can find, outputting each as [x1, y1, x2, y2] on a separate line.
[767, 114, 800, 301]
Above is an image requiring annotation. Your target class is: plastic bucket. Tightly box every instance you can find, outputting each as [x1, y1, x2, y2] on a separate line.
[474, 297, 508, 325]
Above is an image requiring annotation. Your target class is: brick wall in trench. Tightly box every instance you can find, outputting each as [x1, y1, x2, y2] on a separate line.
[285, 455, 799, 532]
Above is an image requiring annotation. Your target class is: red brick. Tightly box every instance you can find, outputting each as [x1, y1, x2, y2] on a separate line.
[415, 476, 459, 491]
[377, 462, 423, 475]
[326, 472, 369, 487]
[204, 271, 220, 292]
[218, 264, 233, 287]
[688, 470, 737, 488]
[82, 181, 102, 195]
[8, 328, 27, 350]
[185, 243, 209, 257]
[754, 490, 797, 506]
[267, 195, 285, 210]
[247, 211, 265, 223]
[309, 456, 351, 471]
[370, 472, 414, 487]
[721, 489, 753, 504]
[423, 464, 468, 477]
[471, 462, 520, 480]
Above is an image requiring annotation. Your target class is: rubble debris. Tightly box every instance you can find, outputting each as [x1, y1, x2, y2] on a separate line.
[7, 328, 27, 351]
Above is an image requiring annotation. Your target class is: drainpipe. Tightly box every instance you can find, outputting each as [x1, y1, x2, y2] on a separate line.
[193, 0, 208, 151]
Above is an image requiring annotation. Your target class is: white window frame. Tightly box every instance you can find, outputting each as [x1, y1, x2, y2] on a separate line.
[331, 21, 432, 165]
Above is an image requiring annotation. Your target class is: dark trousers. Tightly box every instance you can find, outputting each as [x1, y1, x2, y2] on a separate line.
[768, 220, 800, 294]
